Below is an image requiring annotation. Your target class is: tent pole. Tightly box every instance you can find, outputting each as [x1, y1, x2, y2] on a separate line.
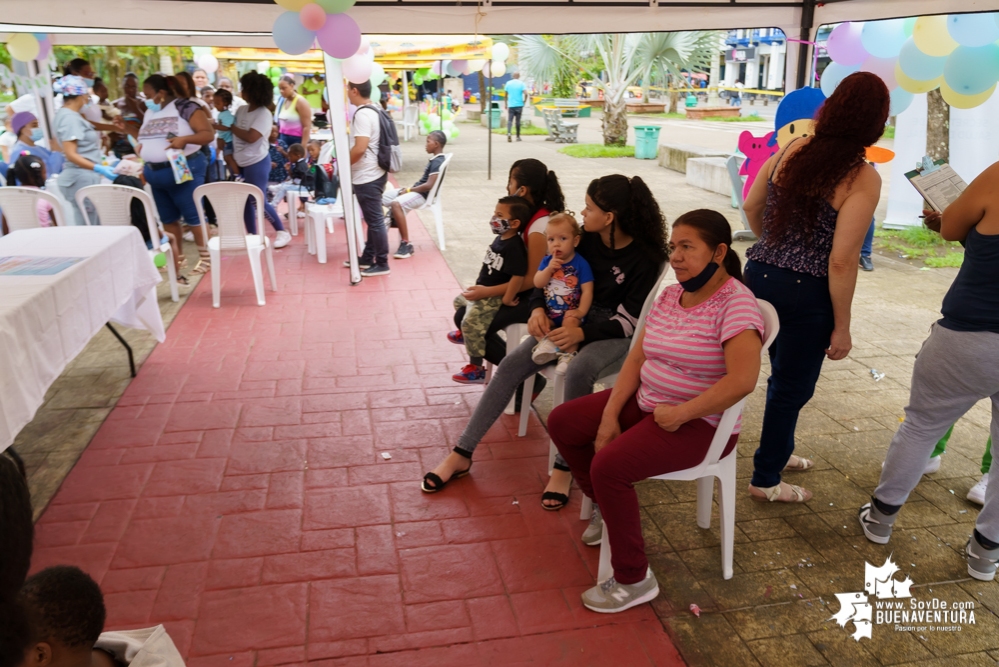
[487, 71, 493, 181]
[401, 69, 410, 141]
[440, 60, 444, 132]
[795, 0, 816, 89]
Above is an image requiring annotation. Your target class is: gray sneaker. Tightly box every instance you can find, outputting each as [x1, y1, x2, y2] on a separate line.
[966, 535, 999, 581]
[581, 568, 659, 614]
[581, 506, 603, 546]
[859, 501, 897, 544]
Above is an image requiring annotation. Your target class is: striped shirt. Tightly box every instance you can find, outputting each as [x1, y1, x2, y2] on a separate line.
[636, 278, 764, 431]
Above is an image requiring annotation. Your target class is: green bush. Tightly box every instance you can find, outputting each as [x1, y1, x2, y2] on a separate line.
[559, 144, 636, 158]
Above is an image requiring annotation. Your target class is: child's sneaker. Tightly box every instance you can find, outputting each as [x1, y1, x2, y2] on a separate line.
[555, 351, 576, 374]
[447, 330, 464, 345]
[532, 337, 560, 364]
[452, 364, 486, 384]
[858, 500, 897, 544]
[966, 533, 999, 581]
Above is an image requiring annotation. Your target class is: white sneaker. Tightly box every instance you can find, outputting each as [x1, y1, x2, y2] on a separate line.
[296, 211, 306, 219]
[924, 455, 942, 475]
[532, 337, 559, 364]
[274, 230, 292, 249]
[968, 473, 989, 506]
[581, 506, 603, 546]
[555, 351, 576, 375]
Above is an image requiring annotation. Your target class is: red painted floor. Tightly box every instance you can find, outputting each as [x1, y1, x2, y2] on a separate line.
[30, 213, 684, 666]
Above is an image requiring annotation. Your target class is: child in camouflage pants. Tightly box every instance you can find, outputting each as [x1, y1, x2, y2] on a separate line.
[447, 196, 531, 384]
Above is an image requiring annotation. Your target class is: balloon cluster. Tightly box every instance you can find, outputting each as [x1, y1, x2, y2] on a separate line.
[6, 33, 53, 62]
[271, 0, 361, 59]
[822, 15, 999, 112]
[419, 107, 460, 141]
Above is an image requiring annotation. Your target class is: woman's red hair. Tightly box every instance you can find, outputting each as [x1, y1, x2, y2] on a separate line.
[768, 72, 889, 241]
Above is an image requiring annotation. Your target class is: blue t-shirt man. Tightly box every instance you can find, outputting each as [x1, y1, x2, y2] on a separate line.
[504, 76, 527, 108]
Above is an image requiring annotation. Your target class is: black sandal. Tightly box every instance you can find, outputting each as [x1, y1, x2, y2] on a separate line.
[541, 491, 569, 511]
[421, 449, 472, 494]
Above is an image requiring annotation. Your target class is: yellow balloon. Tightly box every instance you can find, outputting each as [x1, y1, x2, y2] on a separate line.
[894, 63, 941, 94]
[940, 81, 996, 109]
[912, 16, 958, 58]
[274, 0, 312, 9]
[7, 33, 40, 62]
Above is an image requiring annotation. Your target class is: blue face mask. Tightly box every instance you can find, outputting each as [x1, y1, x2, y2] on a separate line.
[30, 128, 44, 142]
[144, 99, 162, 113]
[82, 77, 95, 87]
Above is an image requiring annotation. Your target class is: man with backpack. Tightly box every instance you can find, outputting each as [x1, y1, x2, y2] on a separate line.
[345, 80, 399, 278]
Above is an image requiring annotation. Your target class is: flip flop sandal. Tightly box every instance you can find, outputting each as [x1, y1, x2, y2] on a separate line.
[782, 455, 815, 472]
[749, 482, 812, 503]
[421, 465, 472, 494]
[190, 259, 211, 275]
[541, 491, 569, 511]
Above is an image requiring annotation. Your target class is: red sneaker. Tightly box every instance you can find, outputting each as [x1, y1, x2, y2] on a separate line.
[452, 364, 486, 384]
[447, 330, 464, 345]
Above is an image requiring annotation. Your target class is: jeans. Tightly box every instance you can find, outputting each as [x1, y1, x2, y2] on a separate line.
[507, 107, 523, 136]
[143, 152, 207, 226]
[861, 218, 875, 258]
[455, 334, 630, 470]
[874, 324, 999, 542]
[745, 260, 835, 488]
[279, 132, 303, 148]
[354, 174, 389, 268]
[239, 155, 284, 234]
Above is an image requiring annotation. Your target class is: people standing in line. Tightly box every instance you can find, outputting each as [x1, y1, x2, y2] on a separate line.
[227, 72, 292, 249]
[860, 160, 999, 581]
[504, 72, 527, 143]
[343, 80, 390, 277]
[741, 71, 888, 503]
[381, 130, 447, 259]
[52, 76, 117, 226]
[110, 73, 145, 159]
[277, 75, 312, 149]
[6, 111, 63, 177]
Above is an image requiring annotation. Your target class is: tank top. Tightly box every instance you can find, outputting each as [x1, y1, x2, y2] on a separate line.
[939, 227, 999, 334]
[278, 94, 304, 137]
[745, 142, 839, 278]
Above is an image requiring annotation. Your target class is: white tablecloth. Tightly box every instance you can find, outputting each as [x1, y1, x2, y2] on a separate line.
[0, 226, 165, 451]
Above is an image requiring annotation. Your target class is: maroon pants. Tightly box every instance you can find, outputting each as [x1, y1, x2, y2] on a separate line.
[550, 389, 737, 584]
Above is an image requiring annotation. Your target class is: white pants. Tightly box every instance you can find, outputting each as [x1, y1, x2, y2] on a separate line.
[382, 188, 425, 213]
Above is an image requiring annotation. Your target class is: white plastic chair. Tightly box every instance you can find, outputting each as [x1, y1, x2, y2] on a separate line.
[484, 323, 530, 415]
[595, 299, 779, 582]
[412, 152, 452, 251]
[193, 182, 277, 308]
[0, 186, 66, 231]
[76, 184, 180, 302]
[398, 105, 419, 142]
[305, 200, 341, 264]
[284, 187, 312, 237]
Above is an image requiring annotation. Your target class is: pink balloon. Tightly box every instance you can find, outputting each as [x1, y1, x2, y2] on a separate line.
[826, 22, 868, 67]
[36, 37, 52, 60]
[317, 12, 361, 59]
[300, 3, 327, 31]
[860, 55, 898, 90]
[342, 54, 372, 83]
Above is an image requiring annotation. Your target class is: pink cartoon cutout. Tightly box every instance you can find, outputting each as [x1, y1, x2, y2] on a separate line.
[738, 130, 779, 200]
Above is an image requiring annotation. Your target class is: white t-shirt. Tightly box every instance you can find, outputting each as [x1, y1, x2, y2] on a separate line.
[137, 99, 203, 163]
[232, 105, 274, 168]
[350, 105, 384, 185]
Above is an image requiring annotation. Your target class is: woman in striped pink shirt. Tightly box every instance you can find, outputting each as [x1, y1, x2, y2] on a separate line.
[550, 210, 765, 613]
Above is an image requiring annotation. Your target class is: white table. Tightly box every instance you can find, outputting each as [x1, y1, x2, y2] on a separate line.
[0, 226, 165, 452]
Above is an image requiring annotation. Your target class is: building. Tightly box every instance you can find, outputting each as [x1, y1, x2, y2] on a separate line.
[720, 28, 786, 90]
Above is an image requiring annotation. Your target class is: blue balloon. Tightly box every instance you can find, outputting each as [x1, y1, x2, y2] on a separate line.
[272, 12, 315, 56]
[820, 62, 859, 97]
[944, 44, 999, 96]
[889, 87, 914, 116]
[948, 14, 999, 48]
[860, 19, 907, 59]
[898, 38, 946, 81]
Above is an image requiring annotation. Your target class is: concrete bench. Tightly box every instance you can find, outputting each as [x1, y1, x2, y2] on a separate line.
[554, 98, 581, 117]
[657, 143, 730, 174]
[686, 157, 738, 196]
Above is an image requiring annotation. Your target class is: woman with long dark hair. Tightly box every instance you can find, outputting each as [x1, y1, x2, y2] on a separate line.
[742, 72, 888, 503]
[423, 174, 668, 510]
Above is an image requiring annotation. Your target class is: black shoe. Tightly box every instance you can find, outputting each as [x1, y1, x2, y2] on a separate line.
[860, 256, 874, 271]
[394, 241, 414, 259]
[360, 264, 391, 277]
[343, 259, 373, 269]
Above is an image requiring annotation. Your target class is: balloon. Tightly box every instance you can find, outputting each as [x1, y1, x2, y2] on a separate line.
[913, 16, 959, 58]
[36, 36, 51, 61]
[898, 37, 946, 81]
[154, 253, 167, 269]
[317, 12, 361, 59]
[316, 0, 356, 12]
[940, 80, 997, 108]
[820, 61, 859, 97]
[257, 61, 270, 74]
[491, 42, 511, 62]
[450, 60, 469, 76]
[275, 0, 311, 9]
[860, 55, 898, 90]
[440, 60, 452, 77]
[903, 17, 917, 38]
[369, 62, 386, 88]
[300, 4, 327, 31]
[450, 126, 459, 139]
[826, 22, 868, 66]
[356, 47, 374, 63]
[894, 63, 942, 94]
[888, 87, 914, 115]
[198, 54, 219, 74]
[490, 61, 506, 77]
[860, 19, 907, 59]
[466, 59, 486, 73]
[431, 62, 442, 76]
[947, 14, 999, 48]
[272, 12, 316, 55]
[7, 34, 40, 62]
[412, 73, 424, 86]
[943, 44, 999, 96]
[342, 54, 373, 84]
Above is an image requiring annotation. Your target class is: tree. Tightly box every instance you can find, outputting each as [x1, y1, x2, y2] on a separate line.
[925, 88, 949, 162]
[516, 32, 719, 145]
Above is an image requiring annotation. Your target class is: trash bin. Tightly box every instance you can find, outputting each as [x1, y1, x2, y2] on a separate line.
[489, 101, 502, 128]
[633, 125, 661, 160]
[685, 95, 698, 108]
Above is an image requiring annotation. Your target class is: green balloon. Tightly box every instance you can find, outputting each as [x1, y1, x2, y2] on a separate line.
[412, 74, 424, 86]
[316, 0, 356, 12]
[268, 66, 283, 77]
[419, 112, 428, 121]
[451, 127, 459, 138]
[154, 253, 167, 268]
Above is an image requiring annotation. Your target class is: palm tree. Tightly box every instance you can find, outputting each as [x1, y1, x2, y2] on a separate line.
[516, 32, 720, 145]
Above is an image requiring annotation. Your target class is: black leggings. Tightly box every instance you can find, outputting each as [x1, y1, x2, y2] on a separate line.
[454, 294, 532, 365]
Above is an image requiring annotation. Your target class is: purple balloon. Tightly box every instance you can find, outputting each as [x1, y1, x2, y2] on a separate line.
[826, 22, 868, 67]
[317, 13, 361, 59]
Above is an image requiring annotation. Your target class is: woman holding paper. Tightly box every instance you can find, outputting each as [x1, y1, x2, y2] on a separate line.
[741, 72, 888, 503]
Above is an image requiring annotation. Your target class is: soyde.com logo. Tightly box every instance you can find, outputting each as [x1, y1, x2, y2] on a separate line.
[830, 555, 977, 641]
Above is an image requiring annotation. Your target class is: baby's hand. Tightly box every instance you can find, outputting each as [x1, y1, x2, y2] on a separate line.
[502, 294, 520, 307]
[548, 255, 565, 271]
[563, 309, 583, 322]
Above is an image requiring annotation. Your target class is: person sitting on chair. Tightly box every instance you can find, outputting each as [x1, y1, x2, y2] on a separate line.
[381, 130, 446, 259]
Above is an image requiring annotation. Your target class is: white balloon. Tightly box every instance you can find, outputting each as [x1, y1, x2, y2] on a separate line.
[370, 62, 386, 87]
[343, 54, 373, 84]
[466, 59, 486, 73]
[199, 54, 219, 74]
[357, 35, 371, 54]
[491, 42, 510, 62]
[359, 47, 375, 63]
[256, 60, 270, 74]
[490, 61, 506, 77]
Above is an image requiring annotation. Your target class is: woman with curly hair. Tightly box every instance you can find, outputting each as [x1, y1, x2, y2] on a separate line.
[742, 72, 889, 503]
[422, 174, 668, 508]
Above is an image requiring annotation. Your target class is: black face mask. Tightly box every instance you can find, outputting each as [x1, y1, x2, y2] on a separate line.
[678, 261, 719, 292]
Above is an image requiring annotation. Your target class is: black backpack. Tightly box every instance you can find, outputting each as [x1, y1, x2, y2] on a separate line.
[358, 105, 402, 173]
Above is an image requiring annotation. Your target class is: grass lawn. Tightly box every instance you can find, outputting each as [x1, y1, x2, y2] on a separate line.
[559, 144, 636, 158]
[491, 126, 549, 136]
[875, 224, 964, 268]
[883, 125, 896, 139]
[702, 114, 764, 122]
